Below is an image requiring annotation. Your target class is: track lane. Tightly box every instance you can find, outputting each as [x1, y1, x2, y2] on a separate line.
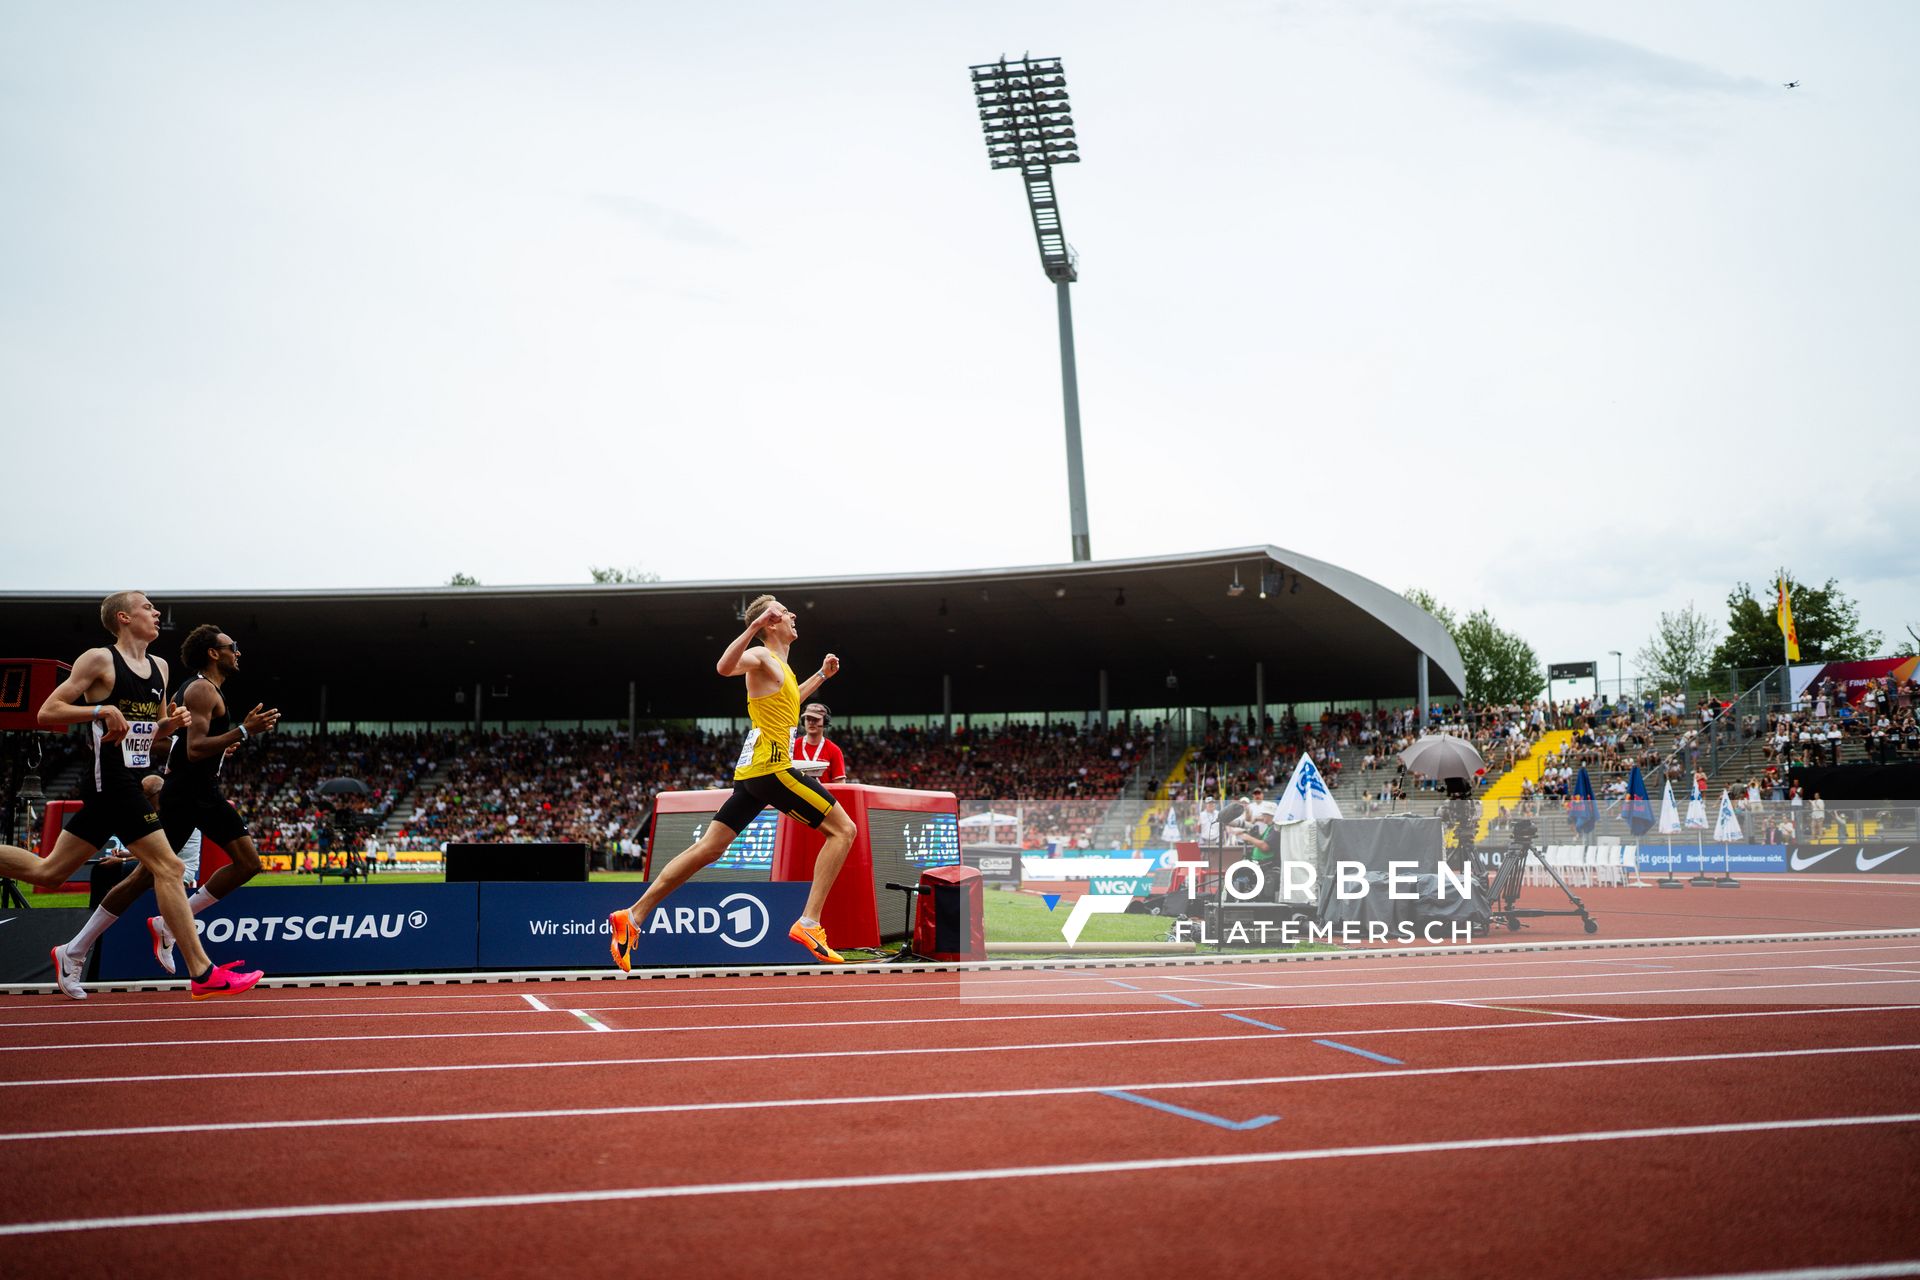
[3, 1007, 1918, 1218]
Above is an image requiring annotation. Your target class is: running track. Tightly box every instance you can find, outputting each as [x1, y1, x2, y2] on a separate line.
[4, 936, 1920, 1277]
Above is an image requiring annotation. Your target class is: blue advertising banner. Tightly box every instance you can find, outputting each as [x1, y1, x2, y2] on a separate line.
[1632, 844, 1790, 874]
[477, 882, 822, 969]
[96, 884, 480, 981]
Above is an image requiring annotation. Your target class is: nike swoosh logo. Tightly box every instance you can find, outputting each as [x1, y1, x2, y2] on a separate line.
[1858, 846, 1911, 872]
[1789, 848, 1837, 871]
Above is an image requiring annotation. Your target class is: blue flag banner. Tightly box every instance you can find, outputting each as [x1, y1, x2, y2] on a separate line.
[1622, 766, 1654, 837]
[1568, 765, 1597, 834]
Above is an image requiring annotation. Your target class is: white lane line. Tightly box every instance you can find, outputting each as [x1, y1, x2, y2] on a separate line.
[3, 1042, 1914, 1145]
[1818, 966, 1920, 977]
[522, 995, 550, 1012]
[1653, 1262, 1920, 1279]
[5, 1003, 1915, 1091]
[8, 974, 1920, 1054]
[10, 929, 1920, 1003]
[4, 1112, 1916, 1237]
[12, 955, 1920, 1034]
[571, 1010, 610, 1033]
[1440, 1001, 1618, 1022]
[6, 939, 1918, 1017]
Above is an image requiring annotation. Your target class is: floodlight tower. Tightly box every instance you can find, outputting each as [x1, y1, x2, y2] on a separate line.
[971, 54, 1091, 562]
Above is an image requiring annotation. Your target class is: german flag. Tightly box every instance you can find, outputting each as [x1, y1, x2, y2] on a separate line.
[1776, 577, 1800, 661]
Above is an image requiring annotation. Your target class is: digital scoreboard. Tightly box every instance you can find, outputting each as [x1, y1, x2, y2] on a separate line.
[0, 659, 70, 732]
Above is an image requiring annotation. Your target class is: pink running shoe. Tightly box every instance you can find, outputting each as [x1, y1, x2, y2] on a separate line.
[190, 960, 263, 1001]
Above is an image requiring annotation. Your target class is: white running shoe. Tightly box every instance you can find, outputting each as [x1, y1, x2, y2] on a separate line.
[50, 944, 87, 1001]
[147, 915, 178, 976]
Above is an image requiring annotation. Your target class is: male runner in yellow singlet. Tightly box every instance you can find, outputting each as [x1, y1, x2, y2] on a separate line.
[610, 595, 853, 968]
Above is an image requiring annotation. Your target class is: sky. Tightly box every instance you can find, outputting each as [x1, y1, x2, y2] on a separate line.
[3, 0, 1915, 688]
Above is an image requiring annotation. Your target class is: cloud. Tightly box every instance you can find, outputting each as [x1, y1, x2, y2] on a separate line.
[591, 193, 742, 250]
[1409, 8, 1771, 142]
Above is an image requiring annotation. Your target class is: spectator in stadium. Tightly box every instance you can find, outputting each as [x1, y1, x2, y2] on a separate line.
[1197, 797, 1221, 846]
[790, 702, 846, 782]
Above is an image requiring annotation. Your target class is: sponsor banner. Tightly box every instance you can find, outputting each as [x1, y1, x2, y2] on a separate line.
[477, 882, 820, 968]
[1632, 844, 1789, 874]
[0, 909, 91, 983]
[962, 845, 1020, 886]
[96, 884, 479, 981]
[1021, 856, 1156, 882]
[1793, 657, 1920, 707]
[1782, 843, 1920, 875]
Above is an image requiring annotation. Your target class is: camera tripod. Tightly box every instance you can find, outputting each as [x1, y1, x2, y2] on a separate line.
[1482, 837, 1599, 935]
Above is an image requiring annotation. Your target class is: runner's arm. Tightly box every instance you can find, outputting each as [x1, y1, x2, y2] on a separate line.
[716, 609, 779, 677]
[37, 649, 124, 736]
[797, 653, 839, 701]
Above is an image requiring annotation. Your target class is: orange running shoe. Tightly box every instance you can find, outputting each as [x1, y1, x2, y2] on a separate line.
[788, 920, 845, 964]
[609, 908, 635, 972]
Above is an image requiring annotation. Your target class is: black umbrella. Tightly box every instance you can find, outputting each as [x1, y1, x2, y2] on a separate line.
[316, 776, 371, 797]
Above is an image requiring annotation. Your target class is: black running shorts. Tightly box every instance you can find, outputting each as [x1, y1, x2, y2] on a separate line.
[64, 776, 164, 850]
[714, 769, 836, 834]
[162, 791, 249, 849]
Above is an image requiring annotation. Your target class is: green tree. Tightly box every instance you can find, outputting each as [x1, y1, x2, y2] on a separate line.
[1710, 575, 1882, 670]
[1403, 588, 1543, 704]
[589, 565, 662, 584]
[1457, 608, 1546, 704]
[446, 572, 479, 586]
[1634, 602, 1720, 691]
[1402, 586, 1457, 634]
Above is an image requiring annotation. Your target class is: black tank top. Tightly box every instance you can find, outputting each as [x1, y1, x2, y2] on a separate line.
[87, 646, 167, 791]
[165, 672, 230, 798]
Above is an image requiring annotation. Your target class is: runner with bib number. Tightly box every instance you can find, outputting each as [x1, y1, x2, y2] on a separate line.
[609, 594, 856, 969]
[0, 592, 265, 1001]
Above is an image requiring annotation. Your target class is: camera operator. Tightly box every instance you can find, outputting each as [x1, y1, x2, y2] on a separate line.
[1439, 775, 1481, 873]
[1225, 797, 1278, 899]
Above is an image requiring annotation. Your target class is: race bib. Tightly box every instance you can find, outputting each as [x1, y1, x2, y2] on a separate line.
[735, 728, 760, 770]
[120, 720, 158, 770]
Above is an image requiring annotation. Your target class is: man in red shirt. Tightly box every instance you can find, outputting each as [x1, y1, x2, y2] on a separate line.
[791, 702, 847, 781]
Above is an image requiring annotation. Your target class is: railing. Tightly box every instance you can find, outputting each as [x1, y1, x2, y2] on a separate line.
[1481, 798, 1920, 848]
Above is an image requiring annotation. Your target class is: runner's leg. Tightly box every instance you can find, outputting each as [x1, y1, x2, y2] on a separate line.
[0, 831, 99, 886]
[625, 821, 740, 925]
[124, 831, 211, 978]
[801, 804, 855, 923]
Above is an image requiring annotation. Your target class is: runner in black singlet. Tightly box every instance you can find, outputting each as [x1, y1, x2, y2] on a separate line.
[0, 592, 265, 1000]
[55, 623, 281, 988]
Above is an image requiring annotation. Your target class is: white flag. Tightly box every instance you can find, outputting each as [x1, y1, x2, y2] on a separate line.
[1714, 790, 1744, 843]
[1276, 752, 1344, 823]
[1685, 779, 1709, 829]
[1657, 780, 1682, 835]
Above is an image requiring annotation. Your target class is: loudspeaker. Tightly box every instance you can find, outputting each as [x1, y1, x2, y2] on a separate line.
[913, 865, 984, 961]
[445, 842, 589, 883]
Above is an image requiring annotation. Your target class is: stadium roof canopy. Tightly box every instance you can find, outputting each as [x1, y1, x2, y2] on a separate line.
[0, 547, 1464, 726]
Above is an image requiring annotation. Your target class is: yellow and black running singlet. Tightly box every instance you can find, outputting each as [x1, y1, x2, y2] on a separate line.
[733, 655, 800, 780]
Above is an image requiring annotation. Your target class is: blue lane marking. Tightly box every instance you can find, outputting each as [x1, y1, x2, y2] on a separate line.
[1156, 994, 1203, 1008]
[1313, 1039, 1403, 1066]
[1223, 1013, 1287, 1031]
[1105, 979, 1142, 991]
[1100, 1090, 1278, 1131]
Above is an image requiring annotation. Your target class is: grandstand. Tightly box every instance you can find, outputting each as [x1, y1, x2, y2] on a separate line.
[1, 546, 1469, 856]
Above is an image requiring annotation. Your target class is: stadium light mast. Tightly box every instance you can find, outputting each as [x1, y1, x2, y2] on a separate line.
[971, 54, 1091, 562]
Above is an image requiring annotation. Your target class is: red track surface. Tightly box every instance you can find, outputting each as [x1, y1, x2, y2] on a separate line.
[4, 936, 1920, 1275]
